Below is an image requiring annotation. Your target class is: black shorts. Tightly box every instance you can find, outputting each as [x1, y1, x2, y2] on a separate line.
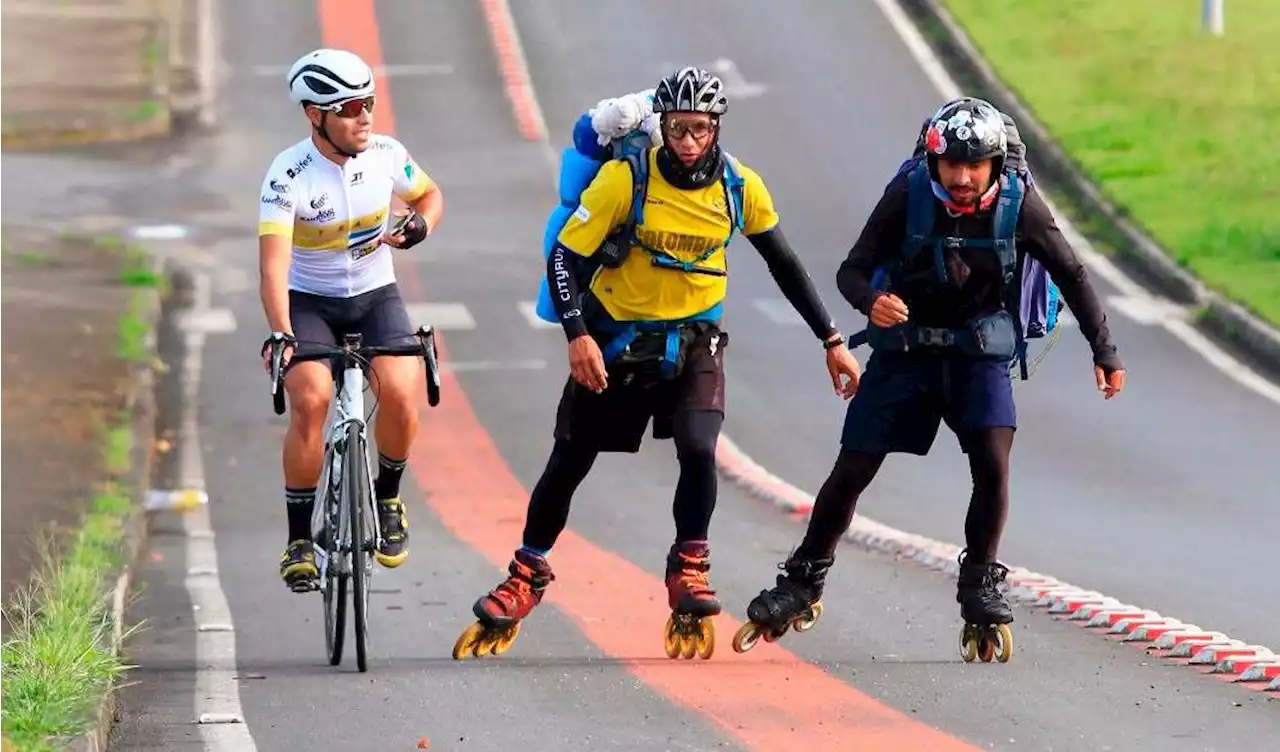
[553, 323, 728, 453]
[286, 283, 416, 372]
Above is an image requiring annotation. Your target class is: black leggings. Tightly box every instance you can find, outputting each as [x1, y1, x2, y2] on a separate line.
[797, 427, 1014, 563]
[522, 410, 723, 551]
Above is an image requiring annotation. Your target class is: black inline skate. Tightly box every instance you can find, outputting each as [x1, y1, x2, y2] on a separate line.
[956, 548, 1014, 663]
[733, 553, 833, 653]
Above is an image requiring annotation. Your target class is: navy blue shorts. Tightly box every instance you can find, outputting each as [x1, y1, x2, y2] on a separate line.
[840, 351, 1016, 456]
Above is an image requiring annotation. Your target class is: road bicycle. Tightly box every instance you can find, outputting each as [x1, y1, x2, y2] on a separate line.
[266, 326, 441, 672]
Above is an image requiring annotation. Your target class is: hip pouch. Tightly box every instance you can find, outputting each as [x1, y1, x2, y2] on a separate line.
[606, 325, 706, 384]
[865, 309, 1019, 361]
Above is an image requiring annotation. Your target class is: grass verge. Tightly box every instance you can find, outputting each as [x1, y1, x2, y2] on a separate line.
[0, 253, 157, 750]
[940, 0, 1280, 325]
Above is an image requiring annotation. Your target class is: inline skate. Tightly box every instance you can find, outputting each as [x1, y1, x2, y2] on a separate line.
[662, 541, 720, 660]
[733, 553, 832, 653]
[453, 549, 554, 660]
[956, 549, 1014, 663]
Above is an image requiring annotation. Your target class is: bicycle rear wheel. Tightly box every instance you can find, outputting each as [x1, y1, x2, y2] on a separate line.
[322, 480, 346, 666]
[345, 421, 373, 673]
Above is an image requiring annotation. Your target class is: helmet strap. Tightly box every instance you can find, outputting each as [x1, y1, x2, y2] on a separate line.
[314, 111, 359, 160]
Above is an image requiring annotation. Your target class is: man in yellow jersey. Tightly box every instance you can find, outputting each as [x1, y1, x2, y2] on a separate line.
[458, 67, 860, 656]
[257, 49, 443, 592]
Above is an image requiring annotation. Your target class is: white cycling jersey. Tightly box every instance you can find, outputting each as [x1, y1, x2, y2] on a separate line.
[257, 134, 434, 298]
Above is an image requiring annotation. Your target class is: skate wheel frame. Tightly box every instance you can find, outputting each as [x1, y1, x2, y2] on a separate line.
[452, 620, 521, 660]
[664, 614, 715, 660]
[960, 623, 1013, 664]
[731, 601, 823, 654]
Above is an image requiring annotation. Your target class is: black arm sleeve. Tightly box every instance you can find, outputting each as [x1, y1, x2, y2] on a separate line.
[547, 244, 589, 341]
[746, 226, 839, 341]
[1018, 186, 1124, 372]
[836, 174, 910, 316]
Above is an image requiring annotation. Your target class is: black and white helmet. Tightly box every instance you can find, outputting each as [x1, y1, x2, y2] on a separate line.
[922, 97, 1008, 164]
[652, 67, 728, 116]
[287, 48, 375, 106]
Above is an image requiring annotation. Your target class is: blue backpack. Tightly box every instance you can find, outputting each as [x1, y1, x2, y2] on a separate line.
[850, 116, 1063, 380]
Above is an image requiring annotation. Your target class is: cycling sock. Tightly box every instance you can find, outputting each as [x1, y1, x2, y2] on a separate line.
[374, 453, 407, 501]
[671, 411, 722, 542]
[796, 449, 886, 560]
[522, 438, 598, 551]
[962, 427, 1014, 563]
[285, 486, 316, 543]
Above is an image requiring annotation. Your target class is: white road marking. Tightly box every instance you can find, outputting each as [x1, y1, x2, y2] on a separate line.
[175, 307, 238, 335]
[179, 272, 258, 750]
[1106, 294, 1188, 326]
[404, 302, 476, 331]
[871, 0, 1280, 406]
[518, 300, 561, 329]
[444, 359, 548, 372]
[753, 298, 804, 325]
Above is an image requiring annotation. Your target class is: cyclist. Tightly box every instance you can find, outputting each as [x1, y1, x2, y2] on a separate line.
[257, 48, 443, 592]
[739, 97, 1127, 643]
[462, 67, 861, 647]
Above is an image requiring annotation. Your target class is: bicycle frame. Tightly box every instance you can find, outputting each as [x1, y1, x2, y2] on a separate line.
[312, 341, 381, 581]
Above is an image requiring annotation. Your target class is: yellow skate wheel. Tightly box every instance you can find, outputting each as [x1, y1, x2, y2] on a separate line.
[491, 623, 521, 656]
[663, 616, 682, 659]
[959, 628, 979, 663]
[473, 633, 496, 658]
[978, 635, 996, 663]
[995, 624, 1013, 663]
[452, 622, 486, 661]
[696, 619, 715, 660]
[680, 630, 698, 660]
[732, 622, 761, 654]
[794, 601, 823, 633]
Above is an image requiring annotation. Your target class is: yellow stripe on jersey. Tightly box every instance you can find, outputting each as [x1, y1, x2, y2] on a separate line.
[291, 208, 390, 252]
[258, 221, 292, 238]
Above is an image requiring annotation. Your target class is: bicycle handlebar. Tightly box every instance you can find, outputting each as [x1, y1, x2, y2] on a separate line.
[266, 326, 442, 416]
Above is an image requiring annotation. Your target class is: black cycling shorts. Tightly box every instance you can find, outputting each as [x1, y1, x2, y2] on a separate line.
[286, 283, 416, 372]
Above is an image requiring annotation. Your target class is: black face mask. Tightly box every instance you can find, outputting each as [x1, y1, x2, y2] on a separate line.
[656, 142, 724, 190]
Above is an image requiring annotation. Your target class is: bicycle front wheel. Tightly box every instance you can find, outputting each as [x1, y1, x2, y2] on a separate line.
[345, 421, 373, 673]
[322, 480, 347, 666]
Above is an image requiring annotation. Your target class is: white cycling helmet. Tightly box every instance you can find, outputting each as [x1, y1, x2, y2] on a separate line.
[287, 48, 374, 106]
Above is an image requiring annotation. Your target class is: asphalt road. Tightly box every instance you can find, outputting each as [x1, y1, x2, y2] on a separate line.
[77, 0, 1280, 750]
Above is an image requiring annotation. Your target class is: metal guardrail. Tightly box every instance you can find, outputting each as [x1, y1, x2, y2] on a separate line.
[1, 0, 212, 148]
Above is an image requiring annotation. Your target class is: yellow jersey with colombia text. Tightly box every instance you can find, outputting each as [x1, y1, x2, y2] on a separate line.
[556, 149, 779, 322]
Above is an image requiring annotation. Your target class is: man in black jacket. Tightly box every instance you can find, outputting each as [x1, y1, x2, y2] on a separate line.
[735, 97, 1127, 654]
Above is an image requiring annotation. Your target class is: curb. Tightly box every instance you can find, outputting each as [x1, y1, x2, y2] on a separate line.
[715, 435, 1280, 695]
[70, 249, 167, 752]
[0, 113, 172, 152]
[898, 0, 1280, 379]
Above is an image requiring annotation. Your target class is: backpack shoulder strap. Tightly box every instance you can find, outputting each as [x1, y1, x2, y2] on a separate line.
[622, 148, 650, 230]
[991, 170, 1024, 282]
[720, 150, 746, 234]
[902, 159, 935, 264]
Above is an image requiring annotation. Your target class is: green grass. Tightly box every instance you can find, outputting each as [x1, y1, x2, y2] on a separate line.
[1, 243, 154, 749]
[1, 484, 137, 751]
[116, 285, 157, 363]
[941, 0, 1280, 324]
